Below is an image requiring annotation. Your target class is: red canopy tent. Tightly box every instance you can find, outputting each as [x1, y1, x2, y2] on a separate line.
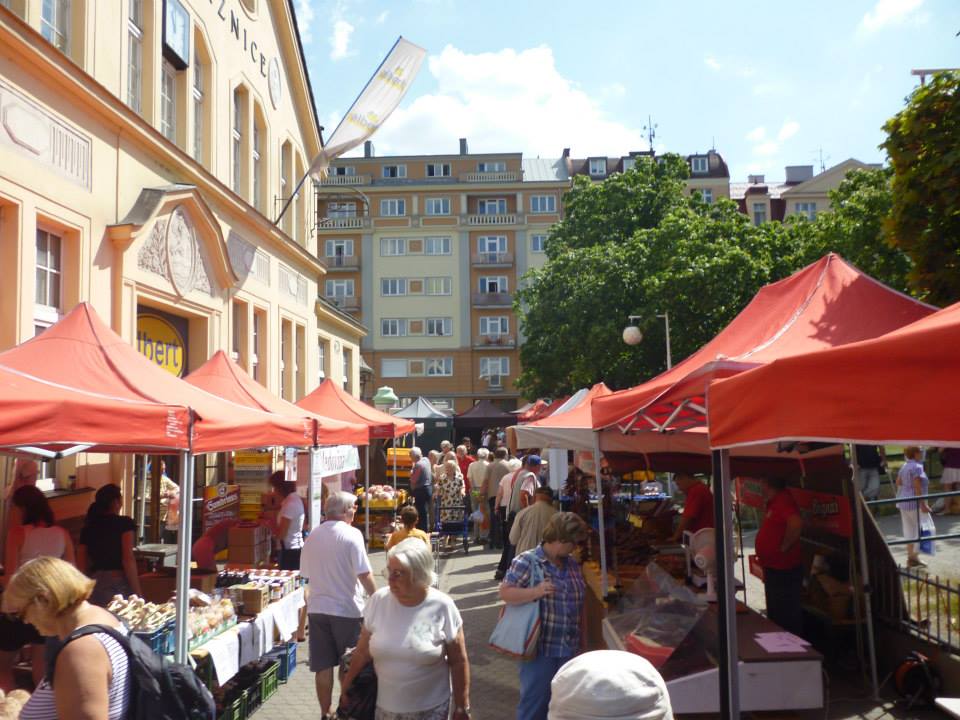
[0, 303, 321, 453]
[296, 378, 414, 439]
[591, 254, 936, 434]
[185, 351, 367, 447]
[0, 363, 190, 453]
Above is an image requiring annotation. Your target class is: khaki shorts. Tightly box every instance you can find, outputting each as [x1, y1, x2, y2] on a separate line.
[308, 613, 362, 671]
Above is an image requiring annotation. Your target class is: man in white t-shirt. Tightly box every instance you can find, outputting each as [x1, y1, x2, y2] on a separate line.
[300, 491, 377, 717]
[494, 454, 542, 580]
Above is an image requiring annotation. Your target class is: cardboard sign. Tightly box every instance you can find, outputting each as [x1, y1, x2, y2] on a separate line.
[202, 484, 240, 533]
[735, 477, 852, 538]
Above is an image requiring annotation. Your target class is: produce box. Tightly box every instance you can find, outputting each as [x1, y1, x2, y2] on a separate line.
[806, 573, 852, 622]
[138, 570, 218, 604]
[229, 540, 271, 566]
[230, 584, 269, 615]
[228, 524, 271, 547]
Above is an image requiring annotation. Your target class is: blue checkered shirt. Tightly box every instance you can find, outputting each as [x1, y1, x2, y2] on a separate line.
[504, 546, 585, 658]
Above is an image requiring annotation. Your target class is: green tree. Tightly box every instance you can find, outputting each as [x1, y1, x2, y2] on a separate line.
[882, 71, 960, 304]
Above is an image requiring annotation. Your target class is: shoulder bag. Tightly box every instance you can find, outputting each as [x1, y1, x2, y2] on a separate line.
[488, 550, 543, 659]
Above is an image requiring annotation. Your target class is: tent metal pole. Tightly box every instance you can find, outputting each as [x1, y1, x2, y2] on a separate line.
[365, 444, 371, 545]
[392, 436, 398, 493]
[849, 445, 880, 700]
[591, 432, 609, 598]
[712, 448, 740, 719]
[136, 455, 148, 543]
[174, 414, 196, 665]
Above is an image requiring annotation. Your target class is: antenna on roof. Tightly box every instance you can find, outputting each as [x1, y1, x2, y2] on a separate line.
[813, 147, 829, 173]
[711, 136, 716, 152]
[643, 116, 658, 152]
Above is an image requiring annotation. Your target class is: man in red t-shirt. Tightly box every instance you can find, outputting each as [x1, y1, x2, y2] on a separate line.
[755, 476, 804, 635]
[670, 473, 715, 543]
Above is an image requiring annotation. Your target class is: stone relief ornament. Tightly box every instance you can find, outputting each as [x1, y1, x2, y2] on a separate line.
[136, 205, 213, 295]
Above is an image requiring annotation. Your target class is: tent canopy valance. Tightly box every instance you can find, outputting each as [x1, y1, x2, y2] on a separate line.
[0, 303, 318, 453]
[591, 254, 936, 434]
[393, 397, 451, 419]
[454, 399, 518, 436]
[185, 352, 368, 446]
[510, 383, 611, 452]
[296, 378, 414, 440]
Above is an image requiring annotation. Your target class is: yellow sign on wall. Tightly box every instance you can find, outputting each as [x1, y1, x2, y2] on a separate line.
[137, 314, 186, 377]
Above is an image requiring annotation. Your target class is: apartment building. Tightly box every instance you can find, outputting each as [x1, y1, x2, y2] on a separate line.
[731, 159, 879, 225]
[565, 148, 731, 203]
[0, 0, 364, 489]
[316, 139, 569, 412]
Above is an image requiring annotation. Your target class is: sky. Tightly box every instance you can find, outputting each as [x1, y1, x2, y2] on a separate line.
[293, 0, 960, 181]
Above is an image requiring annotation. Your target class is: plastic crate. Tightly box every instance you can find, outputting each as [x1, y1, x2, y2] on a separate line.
[162, 620, 176, 655]
[132, 625, 167, 655]
[243, 681, 261, 716]
[259, 659, 280, 703]
[264, 642, 297, 683]
[217, 694, 245, 720]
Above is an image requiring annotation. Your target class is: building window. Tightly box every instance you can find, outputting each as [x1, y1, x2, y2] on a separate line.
[325, 238, 353, 261]
[699, 188, 713, 204]
[478, 161, 505, 173]
[381, 278, 407, 296]
[252, 308, 266, 383]
[160, 61, 177, 142]
[327, 201, 356, 218]
[325, 278, 354, 298]
[333, 166, 356, 176]
[480, 356, 509, 380]
[478, 235, 507, 262]
[381, 358, 408, 378]
[381, 319, 406, 337]
[318, 339, 328, 381]
[380, 199, 406, 216]
[380, 237, 407, 256]
[690, 156, 709, 174]
[479, 316, 509, 336]
[795, 202, 817, 220]
[424, 236, 451, 255]
[426, 357, 453, 376]
[753, 203, 767, 226]
[588, 158, 607, 176]
[424, 198, 450, 216]
[478, 198, 507, 215]
[127, 0, 143, 113]
[622, 157, 637, 172]
[529, 195, 556, 213]
[426, 317, 452, 336]
[192, 50, 204, 161]
[35, 229, 62, 315]
[425, 277, 452, 296]
[479, 276, 507, 293]
[252, 124, 262, 212]
[382, 164, 406, 178]
[232, 89, 243, 194]
[41, 0, 70, 53]
[531, 234, 547, 253]
[342, 348, 350, 390]
[425, 163, 451, 177]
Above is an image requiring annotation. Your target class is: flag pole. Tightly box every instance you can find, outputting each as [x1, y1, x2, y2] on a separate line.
[274, 128, 324, 226]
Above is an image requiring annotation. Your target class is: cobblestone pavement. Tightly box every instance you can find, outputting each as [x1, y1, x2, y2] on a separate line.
[256, 541, 943, 720]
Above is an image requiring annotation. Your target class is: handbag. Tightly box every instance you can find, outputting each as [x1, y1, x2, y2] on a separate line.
[336, 646, 377, 720]
[919, 512, 936, 556]
[488, 550, 543, 659]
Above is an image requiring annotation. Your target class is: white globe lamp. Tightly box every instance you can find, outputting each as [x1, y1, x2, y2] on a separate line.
[622, 325, 643, 346]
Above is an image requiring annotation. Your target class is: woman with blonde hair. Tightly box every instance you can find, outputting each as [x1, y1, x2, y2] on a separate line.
[339, 538, 471, 720]
[2, 557, 132, 718]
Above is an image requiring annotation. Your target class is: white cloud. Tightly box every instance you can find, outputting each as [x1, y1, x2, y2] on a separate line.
[754, 141, 779, 157]
[295, 0, 315, 44]
[859, 0, 924, 34]
[705, 56, 721, 71]
[330, 19, 355, 60]
[777, 120, 800, 141]
[745, 126, 766, 143]
[376, 10, 389, 24]
[350, 45, 647, 157]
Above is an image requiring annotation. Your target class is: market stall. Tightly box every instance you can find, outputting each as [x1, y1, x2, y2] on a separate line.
[454, 399, 516, 448]
[393, 396, 453, 454]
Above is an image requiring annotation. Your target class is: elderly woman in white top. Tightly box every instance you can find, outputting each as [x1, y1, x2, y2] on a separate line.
[436, 458, 466, 523]
[339, 538, 471, 720]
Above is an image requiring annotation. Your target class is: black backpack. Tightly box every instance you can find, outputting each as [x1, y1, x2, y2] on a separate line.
[48, 624, 215, 720]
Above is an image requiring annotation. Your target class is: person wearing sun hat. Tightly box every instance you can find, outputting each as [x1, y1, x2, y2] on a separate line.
[548, 650, 673, 720]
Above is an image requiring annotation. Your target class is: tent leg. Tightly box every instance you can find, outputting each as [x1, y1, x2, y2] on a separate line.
[713, 449, 739, 719]
[850, 445, 880, 701]
[174, 438, 195, 664]
[136, 455, 148, 543]
[392, 437, 398, 493]
[365, 444, 371, 546]
[591, 433, 608, 598]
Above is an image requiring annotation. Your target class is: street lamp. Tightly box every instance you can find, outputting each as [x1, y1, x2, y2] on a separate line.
[623, 313, 672, 369]
[372, 385, 399, 412]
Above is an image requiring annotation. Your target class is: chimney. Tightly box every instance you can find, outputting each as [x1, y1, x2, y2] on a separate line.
[748, 174, 765, 184]
[364, 140, 375, 158]
[459, 138, 468, 155]
[785, 165, 814, 183]
[561, 148, 570, 158]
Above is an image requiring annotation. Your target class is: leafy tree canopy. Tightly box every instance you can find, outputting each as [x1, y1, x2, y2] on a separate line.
[882, 71, 960, 304]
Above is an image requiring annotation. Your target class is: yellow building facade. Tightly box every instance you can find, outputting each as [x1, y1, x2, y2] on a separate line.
[0, 1, 364, 490]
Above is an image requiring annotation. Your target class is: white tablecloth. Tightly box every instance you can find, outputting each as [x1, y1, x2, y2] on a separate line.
[265, 588, 305, 642]
[204, 627, 240, 685]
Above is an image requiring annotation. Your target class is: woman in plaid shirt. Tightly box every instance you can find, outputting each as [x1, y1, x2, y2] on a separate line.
[499, 512, 588, 720]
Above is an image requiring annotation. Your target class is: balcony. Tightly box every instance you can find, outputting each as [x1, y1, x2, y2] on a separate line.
[460, 171, 521, 183]
[316, 216, 370, 231]
[473, 335, 517, 349]
[471, 251, 514, 267]
[318, 174, 371, 186]
[325, 295, 360, 312]
[482, 375, 506, 392]
[465, 213, 519, 226]
[472, 292, 513, 308]
[323, 255, 360, 271]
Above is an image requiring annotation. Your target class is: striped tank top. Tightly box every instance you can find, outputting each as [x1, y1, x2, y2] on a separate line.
[21, 627, 131, 720]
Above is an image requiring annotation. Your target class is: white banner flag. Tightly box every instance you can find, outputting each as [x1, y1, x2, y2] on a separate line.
[309, 37, 426, 179]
